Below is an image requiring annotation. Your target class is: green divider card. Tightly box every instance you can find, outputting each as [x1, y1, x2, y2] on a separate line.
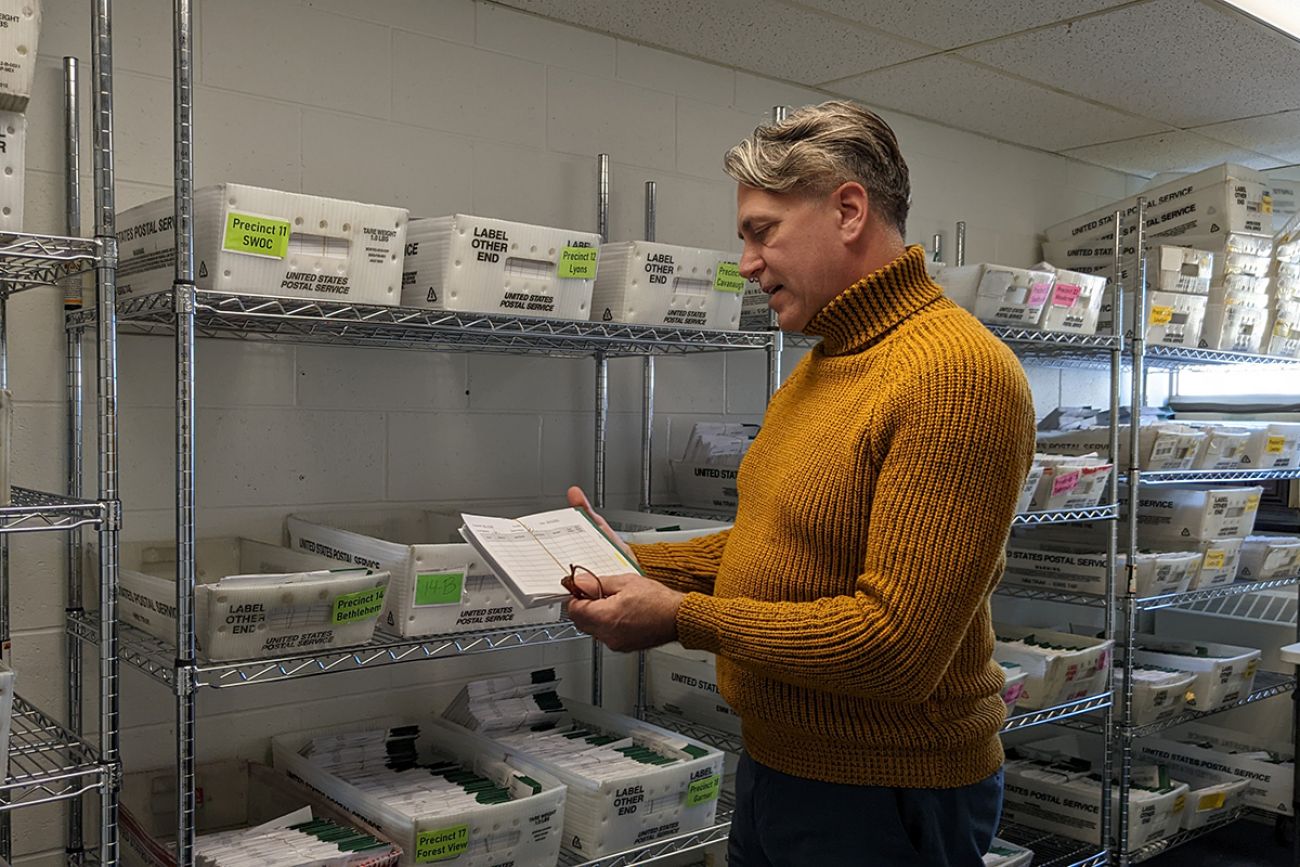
[331, 586, 387, 625]
[223, 211, 291, 259]
[415, 568, 466, 607]
[714, 262, 746, 294]
[557, 246, 599, 279]
[416, 825, 470, 863]
[685, 775, 720, 807]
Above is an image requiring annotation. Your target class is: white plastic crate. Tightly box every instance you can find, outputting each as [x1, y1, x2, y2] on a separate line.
[1117, 666, 1196, 726]
[645, 642, 742, 735]
[983, 838, 1033, 867]
[938, 263, 1054, 327]
[286, 509, 562, 637]
[604, 509, 731, 546]
[1033, 264, 1105, 335]
[401, 215, 600, 319]
[1175, 536, 1243, 589]
[1142, 290, 1208, 348]
[1268, 301, 1300, 357]
[113, 537, 391, 662]
[1202, 301, 1269, 353]
[1003, 541, 1197, 598]
[0, 660, 12, 782]
[1014, 465, 1045, 513]
[0, 111, 24, 232]
[1027, 458, 1112, 511]
[999, 661, 1028, 712]
[0, 1, 38, 112]
[591, 241, 743, 330]
[434, 700, 724, 859]
[1036, 423, 1204, 471]
[1136, 486, 1263, 543]
[1133, 636, 1260, 711]
[116, 184, 408, 305]
[670, 461, 740, 510]
[1191, 424, 1256, 470]
[120, 760, 402, 867]
[1237, 535, 1300, 582]
[1141, 724, 1293, 816]
[1152, 246, 1213, 294]
[1168, 765, 1249, 831]
[993, 625, 1112, 710]
[273, 720, 567, 867]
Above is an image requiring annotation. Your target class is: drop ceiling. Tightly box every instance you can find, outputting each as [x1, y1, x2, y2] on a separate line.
[492, 0, 1300, 178]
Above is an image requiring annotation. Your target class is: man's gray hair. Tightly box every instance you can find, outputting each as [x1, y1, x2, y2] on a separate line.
[724, 100, 911, 236]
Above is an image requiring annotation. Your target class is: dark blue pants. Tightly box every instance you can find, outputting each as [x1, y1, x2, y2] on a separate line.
[728, 754, 1003, 866]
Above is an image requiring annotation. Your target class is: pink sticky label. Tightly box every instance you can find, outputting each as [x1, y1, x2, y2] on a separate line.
[1028, 282, 1052, 306]
[1002, 683, 1024, 706]
[1051, 469, 1082, 496]
[1052, 282, 1082, 307]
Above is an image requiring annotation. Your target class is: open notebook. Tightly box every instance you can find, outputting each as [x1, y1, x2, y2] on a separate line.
[459, 508, 641, 607]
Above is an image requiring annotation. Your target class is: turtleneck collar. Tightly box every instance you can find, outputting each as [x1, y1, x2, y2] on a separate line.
[802, 245, 944, 356]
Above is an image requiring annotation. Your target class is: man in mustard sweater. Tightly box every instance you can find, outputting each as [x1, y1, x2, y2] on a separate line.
[566, 100, 1036, 866]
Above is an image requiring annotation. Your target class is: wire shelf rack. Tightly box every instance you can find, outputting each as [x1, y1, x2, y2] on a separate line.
[1001, 694, 1112, 733]
[68, 291, 775, 358]
[995, 577, 1300, 612]
[1126, 807, 1248, 863]
[559, 790, 736, 867]
[1135, 467, 1300, 485]
[637, 708, 744, 754]
[1012, 504, 1119, 526]
[991, 823, 1108, 867]
[1145, 345, 1300, 369]
[0, 488, 106, 535]
[0, 695, 104, 811]
[0, 232, 101, 293]
[69, 612, 587, 689]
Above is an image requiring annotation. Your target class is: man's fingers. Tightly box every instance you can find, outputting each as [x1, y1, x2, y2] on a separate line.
[567, 486, 592, 513]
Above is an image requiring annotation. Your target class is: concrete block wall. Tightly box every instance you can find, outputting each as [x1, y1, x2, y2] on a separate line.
[8, 0, 1136, 861]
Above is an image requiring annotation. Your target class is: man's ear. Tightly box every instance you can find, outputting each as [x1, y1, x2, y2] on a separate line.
[833, 181, 869, 243]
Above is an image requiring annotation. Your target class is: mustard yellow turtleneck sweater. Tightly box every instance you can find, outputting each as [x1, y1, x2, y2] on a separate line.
[631, 245, 1036, 789]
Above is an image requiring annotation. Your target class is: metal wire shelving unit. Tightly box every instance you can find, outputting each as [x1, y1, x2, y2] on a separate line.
[0, 20, 122, 865]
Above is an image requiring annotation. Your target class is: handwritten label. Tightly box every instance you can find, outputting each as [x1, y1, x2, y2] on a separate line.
[415, 569, 466, 607]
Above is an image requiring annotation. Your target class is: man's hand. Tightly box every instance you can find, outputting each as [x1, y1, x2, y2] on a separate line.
[567, 572, 685, 652]
[567, 486, 637, 564]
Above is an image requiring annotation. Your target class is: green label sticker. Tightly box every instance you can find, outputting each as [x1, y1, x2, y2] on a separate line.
[416, 825, 470, 863]
[557, 246, 599, 279]
[415, 570, 466, 607]
[223, 211, 291, 259]
[714, 262, 745, 294]
[685, 775, 720, 807]
[331, 586, 386, 625]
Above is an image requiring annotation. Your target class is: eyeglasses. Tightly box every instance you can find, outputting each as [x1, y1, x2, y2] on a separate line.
[561, 564, 606, 601]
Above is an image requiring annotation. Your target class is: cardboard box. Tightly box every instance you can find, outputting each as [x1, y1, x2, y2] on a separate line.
[1237, 535, 1300, 582]
[286, 510, 562, 637]
[1136, 486, 1263, 542]
[0, 111, 23, 232]
[1152, 246, 1213, 294]
[121, 760, 402, 867]
[591, 241, 743, 330]
[1118, 666, 1197, 727]
[1033, 264, 1105, 335]
[646, 642, 741, 735]
[274, 720, 567, 867]
[114, 537, 391, 662]
[1139, 724, 1294, 816]
[433, 701, 724, 858]
[401, 215, 600, 319]
[1133, 636, 1260, 711]
[670, 460, 739, 511]
[1044, 164, 1273, 243]
[993, 624, 1112, 710]
[116, 184, 408, 305]
[1003, 541, 1198, 598]
[1141, 290, 1208, 348]
[938, 263, 1053, 327]
[0, 1, 38, 112]
[1201, 300, 1269, 353]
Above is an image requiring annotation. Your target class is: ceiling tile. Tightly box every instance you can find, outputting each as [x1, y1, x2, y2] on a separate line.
[794, 0, 1130, 53]
[1063, 130, 1283, 178]
[1195, 111, 1300, 165]
[831, 56, 1169, 152]
[959, 0, 1300, 128]
[493, 0, 929, 84]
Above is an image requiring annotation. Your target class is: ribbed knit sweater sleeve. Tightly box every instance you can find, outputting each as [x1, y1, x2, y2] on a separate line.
[675, 341, 1034, 703]
[630, 530, 730, 595]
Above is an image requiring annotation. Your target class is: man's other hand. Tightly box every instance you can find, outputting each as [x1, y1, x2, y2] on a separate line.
[566, 486, 637, 564]
[567, 572, 684, 652]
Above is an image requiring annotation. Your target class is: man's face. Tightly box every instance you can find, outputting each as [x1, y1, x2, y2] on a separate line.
[736, 184, 849, 333]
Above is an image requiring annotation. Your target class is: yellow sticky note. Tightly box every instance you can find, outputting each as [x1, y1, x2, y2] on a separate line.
[1149, 306, 1174, 325]
[1198, 792, 1226, 811]
[1203, 550, 1226, 569]
[1267, 436, 1286, 454]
